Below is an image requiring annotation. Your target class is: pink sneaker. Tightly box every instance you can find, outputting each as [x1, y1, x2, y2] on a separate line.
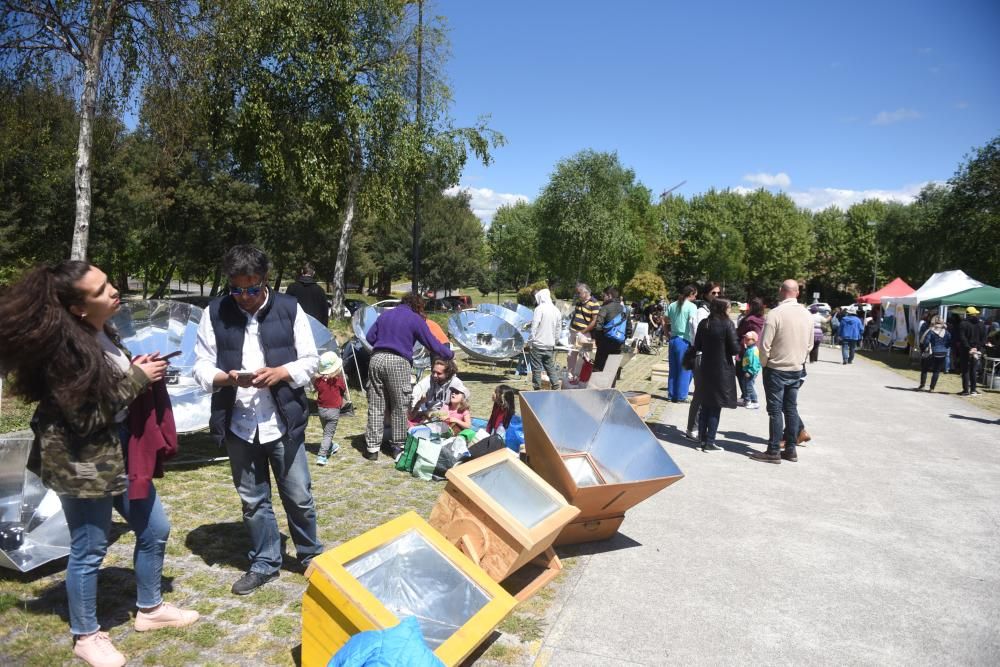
[73, 631, 126, 667]
[134, 602, 200, 631]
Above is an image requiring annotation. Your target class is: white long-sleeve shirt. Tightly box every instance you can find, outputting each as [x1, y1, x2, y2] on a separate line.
[193, 295, 318, 443]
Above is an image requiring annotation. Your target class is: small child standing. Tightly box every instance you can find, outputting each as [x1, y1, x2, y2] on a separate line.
[741, 331, 761, 409]
[313, 351, 347, 465]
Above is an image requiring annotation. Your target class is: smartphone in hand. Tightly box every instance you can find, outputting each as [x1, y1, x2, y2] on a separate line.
[160, 350, 183, 362]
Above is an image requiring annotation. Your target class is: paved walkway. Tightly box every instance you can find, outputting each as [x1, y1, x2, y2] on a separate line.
[532, 345, 1000, 665]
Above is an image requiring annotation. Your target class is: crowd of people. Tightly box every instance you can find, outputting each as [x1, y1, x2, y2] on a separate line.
[0, 243, 995, 666]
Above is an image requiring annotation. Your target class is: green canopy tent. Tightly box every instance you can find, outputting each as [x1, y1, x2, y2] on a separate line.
[921, 285, 1000, 309]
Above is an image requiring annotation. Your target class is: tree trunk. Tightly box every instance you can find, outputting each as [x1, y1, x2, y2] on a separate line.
[151, 262, 176, 299]
[210, 267, 221, 296]
[70, 51, 102, 260]
[273, 268, 283, 292]
[331, 159, 362, 318]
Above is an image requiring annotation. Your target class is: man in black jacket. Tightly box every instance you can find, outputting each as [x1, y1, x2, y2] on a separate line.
[285, 263, 330, 326]
[957, 306, 986, 396]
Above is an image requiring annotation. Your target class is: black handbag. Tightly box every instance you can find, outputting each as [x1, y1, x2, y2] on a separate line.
[682, 345, 698, 371]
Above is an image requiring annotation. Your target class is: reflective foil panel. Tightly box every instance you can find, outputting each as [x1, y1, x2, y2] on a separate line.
[344, 529, 490, 649]
[351, 301, 430, 369]
[447, 310, 525, 361]
[467, 459, 561, 529]
[0, 431, 70, 571]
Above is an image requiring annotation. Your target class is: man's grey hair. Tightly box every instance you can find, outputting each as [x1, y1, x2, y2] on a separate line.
[300, 262, 315, 276]
[576, 283, 591, 298]
[223, 245, 270, 279]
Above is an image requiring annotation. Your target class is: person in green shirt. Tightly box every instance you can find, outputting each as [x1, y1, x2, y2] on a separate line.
[665, 285, 698, 401]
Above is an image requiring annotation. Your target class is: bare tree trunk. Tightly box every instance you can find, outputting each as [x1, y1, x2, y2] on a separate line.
[210, 267, 221, 296]
[273, 268, 283, 292]
[152, 262, 176, 298]
[331, 166, 362, 318]
[70, 53, 101, 260]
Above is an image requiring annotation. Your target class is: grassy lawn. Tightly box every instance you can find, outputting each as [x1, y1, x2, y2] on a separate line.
[856, 348, 1000, 415]
[0, 314, 583, 667]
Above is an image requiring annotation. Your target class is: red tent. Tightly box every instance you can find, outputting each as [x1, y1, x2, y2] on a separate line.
[857, 277, 915, 304]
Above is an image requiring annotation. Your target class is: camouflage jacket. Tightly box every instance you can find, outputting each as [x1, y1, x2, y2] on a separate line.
[27, 365, 151, 498]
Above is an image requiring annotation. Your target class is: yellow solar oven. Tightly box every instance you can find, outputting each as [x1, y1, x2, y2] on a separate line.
[302, 511, 517, 667]
[520, 389, 685, 545]
[429, 447, 580, 601]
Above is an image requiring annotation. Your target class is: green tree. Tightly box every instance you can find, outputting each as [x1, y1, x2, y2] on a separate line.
[844, 199, 890, 295]
[740, 189, 811, 296]
[487, 201, 542, 290]
[943, 136, 1000, 286]
[535, 150, 653, 289]
[1, 0, 194, 259]
[419, 191, 484, 293]
[623, 271, 667, 303]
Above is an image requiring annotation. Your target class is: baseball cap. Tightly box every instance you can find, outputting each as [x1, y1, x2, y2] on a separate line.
[966, 306, 980, 315]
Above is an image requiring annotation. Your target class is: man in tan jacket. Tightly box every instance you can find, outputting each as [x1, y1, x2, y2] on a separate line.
[750, 279, 813, 464]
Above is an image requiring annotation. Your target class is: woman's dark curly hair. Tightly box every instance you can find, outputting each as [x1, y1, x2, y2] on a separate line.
[0, 261, 124, 409]
[400, 292, 425, 315]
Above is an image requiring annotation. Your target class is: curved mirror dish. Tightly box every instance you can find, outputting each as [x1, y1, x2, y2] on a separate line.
[344, 528, 490, 649]
[0, 432, 70, 572]
[352, 301, 429, 369]
[447, 311, 524, 361]
[468, 459, 561, 528]
[112, 299, 336, 433]
[476, 303, 531, 332]
[521, 389, 683, 484]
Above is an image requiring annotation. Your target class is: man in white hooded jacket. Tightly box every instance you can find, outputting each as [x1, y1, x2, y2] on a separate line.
[527, 288, 563, 390]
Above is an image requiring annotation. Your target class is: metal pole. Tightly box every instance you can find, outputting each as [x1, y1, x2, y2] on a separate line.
[410, 0, 424, 295]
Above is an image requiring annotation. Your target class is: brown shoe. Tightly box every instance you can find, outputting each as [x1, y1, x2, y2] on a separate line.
[749, 450, 781, 464]
[797, 429, 812, 445]
[781, 450, 798, 462]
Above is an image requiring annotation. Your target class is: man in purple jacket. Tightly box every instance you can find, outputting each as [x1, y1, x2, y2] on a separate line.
[364, 293, 454, 460]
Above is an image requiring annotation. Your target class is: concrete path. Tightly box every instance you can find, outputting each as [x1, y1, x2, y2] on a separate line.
[534, 345, 1000, 666]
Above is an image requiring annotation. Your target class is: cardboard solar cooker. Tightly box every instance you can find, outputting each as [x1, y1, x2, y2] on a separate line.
[428, 447, 580, 601]
[302, 512, 517, 667]
[519, 389, 684, 544]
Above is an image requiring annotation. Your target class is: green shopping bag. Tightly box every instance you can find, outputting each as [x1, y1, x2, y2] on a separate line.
[395, 433, 421, 472]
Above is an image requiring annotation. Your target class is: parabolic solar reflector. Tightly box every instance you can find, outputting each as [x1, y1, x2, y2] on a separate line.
[447, 310, 524, 362]
[0, 431, 71, 571]
[477, 303, 531, 332]
[112, 299, 337, 433]
[351, 300, 430, 369]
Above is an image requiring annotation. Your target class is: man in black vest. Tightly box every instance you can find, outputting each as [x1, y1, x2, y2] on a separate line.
[193, 245, 322, 595]
[285, 262, 330, 327]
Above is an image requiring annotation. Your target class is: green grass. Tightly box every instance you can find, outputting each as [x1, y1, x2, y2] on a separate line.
[0, 320, 675, 665]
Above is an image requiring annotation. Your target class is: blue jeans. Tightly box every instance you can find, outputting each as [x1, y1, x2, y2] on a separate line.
[225, 432, 322, 575]
[697, 404, 722, 446]
[763, 367, 805, 453]
[667, 336, 693, 401]
[528, 345, 559, 390]
[740, 372, 758, 403]
[841, 339, 858, 363]
[60, 485, 170, 635]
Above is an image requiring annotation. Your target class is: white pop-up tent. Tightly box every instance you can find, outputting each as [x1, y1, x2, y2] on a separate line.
[882, 270, 984, 348]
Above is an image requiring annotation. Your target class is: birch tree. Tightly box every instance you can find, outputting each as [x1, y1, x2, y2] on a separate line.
[1, 0, 193, 259]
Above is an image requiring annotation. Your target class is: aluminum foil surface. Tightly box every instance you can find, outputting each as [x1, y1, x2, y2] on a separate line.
[113, 299, 335, 433]
[344, 528, 490, 648]
[447, 310, 525, 361]
[351, 301, 430, 369]
[468, 459, 561, 529]
[0, 431, 70, 572]
[521, 389, 683, 484]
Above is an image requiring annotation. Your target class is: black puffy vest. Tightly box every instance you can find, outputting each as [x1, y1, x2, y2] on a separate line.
[208, 292, 308, 447]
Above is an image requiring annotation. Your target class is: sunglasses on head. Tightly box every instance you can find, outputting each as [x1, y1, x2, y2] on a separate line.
[229, 282, 265, 297]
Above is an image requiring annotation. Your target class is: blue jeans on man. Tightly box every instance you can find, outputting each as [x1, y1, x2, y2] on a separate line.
[225, 432, 323, 575]
[60, 485, 170, 635]
[841, 339, 858, 364]
[763, 367, 805, 454]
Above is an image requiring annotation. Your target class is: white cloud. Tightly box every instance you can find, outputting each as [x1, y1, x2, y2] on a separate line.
[785, 182, 936, 211]
[871, 108, 921, 125]
[742, 172, 791, 188]
[444, 185, 530, 224]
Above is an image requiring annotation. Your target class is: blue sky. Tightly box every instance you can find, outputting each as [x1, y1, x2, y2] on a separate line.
[435, 0, 1000, 222]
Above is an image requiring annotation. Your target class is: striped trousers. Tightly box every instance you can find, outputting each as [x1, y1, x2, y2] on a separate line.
[365, 352, 413, 453]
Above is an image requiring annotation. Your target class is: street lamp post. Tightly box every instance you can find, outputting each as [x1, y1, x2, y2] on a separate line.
[866, 220, 879, 293]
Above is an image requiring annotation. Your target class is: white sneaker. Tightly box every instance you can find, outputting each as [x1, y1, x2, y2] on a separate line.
[746, 402, 760, 410]
[73, 631, 126, 667]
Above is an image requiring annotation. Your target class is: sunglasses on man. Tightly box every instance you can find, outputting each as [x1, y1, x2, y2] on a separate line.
[229, 282, 266, 297]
